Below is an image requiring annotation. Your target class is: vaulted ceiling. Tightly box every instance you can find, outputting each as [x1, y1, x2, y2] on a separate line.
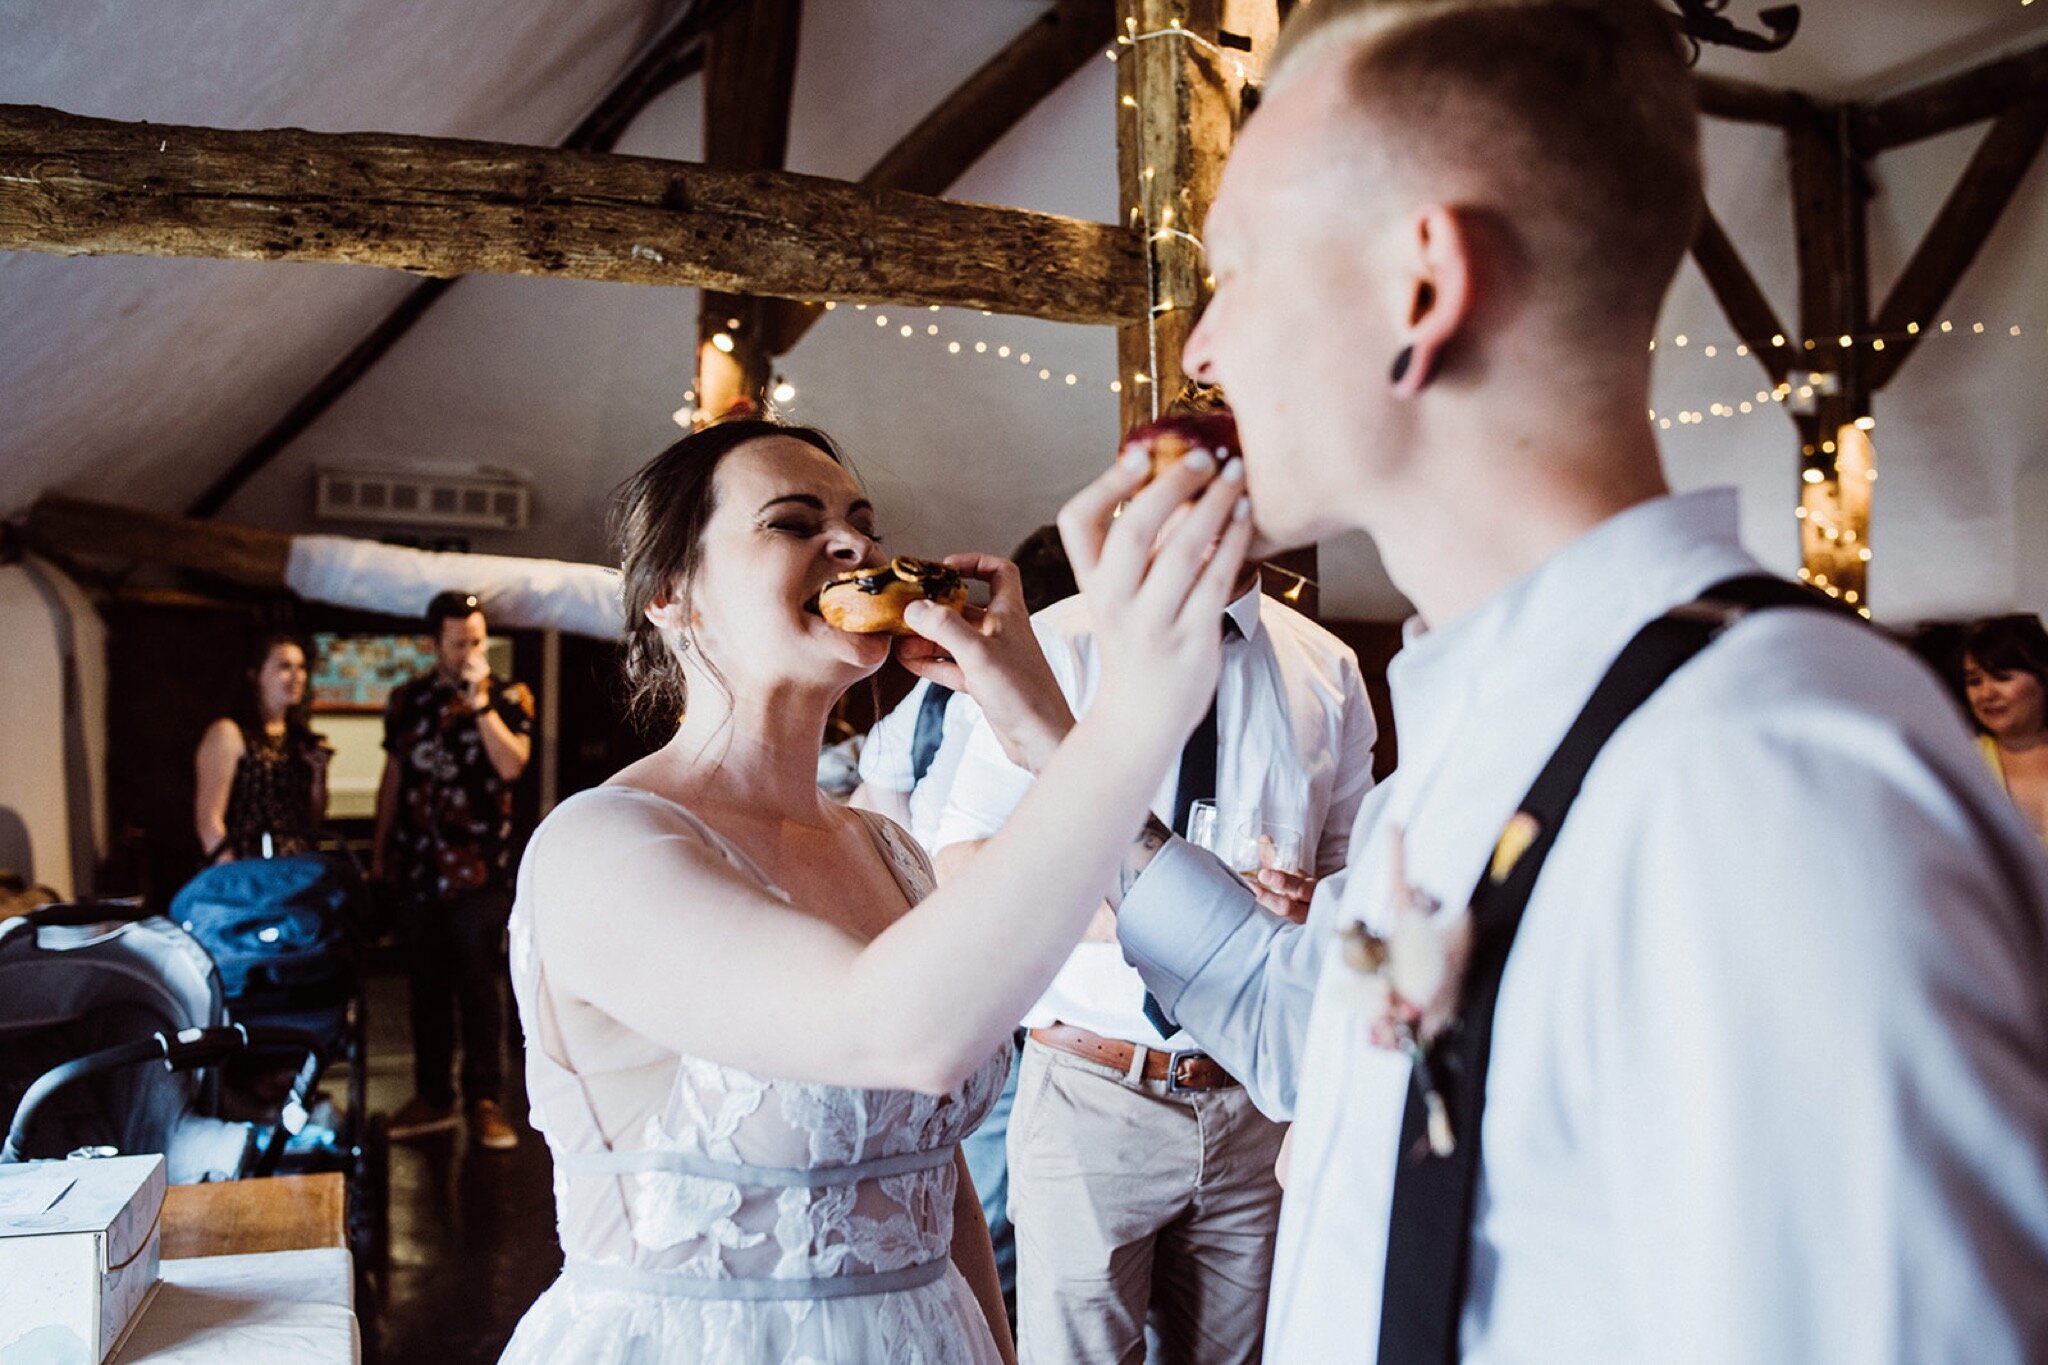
[2, 0, 2041, 620]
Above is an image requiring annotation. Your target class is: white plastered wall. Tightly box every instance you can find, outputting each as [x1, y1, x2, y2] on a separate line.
[0, 558, 109, 898]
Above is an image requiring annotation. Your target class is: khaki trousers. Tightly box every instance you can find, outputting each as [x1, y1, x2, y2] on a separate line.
[1008, 1035, 1285, 1365]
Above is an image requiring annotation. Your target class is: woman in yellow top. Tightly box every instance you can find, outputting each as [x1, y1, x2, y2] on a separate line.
[1961, 614, 2048, 844]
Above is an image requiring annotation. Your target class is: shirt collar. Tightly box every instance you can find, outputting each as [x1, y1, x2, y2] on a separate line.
[1225, 581, 1264, 645]
[1387, 488, 1758, 751]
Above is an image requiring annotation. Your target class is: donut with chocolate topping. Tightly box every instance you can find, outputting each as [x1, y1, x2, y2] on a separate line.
[1121, 409, 1240, 485]
[817, 557, 969, 635]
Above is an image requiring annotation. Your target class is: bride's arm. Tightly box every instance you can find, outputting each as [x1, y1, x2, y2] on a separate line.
[534, 455, 1252, 1095]
[532, 696, 1187, 1093]
[949, 1150, 1016, 1364]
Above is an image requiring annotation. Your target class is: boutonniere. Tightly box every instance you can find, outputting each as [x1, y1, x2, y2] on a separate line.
[1336, 827, 1474, 1156]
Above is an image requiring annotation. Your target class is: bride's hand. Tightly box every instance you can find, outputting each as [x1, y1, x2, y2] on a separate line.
[899, 555, 1075, 772]
[1057, 447, 1252, 749]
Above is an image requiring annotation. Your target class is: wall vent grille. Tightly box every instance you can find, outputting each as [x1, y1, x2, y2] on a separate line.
[314, 469, 531, 531]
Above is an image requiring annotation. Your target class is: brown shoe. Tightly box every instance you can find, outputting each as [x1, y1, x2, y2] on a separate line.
[470, 1099, 519, 1151]
[388, 1096, 459, 1141]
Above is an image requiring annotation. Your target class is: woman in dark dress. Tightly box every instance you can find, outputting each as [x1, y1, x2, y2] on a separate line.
[194, 634, 332, 863]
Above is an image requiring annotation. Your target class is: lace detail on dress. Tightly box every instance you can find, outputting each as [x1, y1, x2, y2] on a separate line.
[853, 810, 940, 906]
[502, 788, 1011, 1363]
[604, 1049, 1008, 1283]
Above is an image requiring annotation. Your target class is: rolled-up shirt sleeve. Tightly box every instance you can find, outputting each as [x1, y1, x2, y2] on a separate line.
[1120, 838, 1343, 1120]
[930, 713, 1035, 852]
[933, 614, 1084, 854]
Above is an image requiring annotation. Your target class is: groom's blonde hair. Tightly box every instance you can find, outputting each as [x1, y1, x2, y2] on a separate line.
[1270, 0, 1702, 334]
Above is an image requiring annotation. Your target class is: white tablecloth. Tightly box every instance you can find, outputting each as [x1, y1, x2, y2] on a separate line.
[114, 1248, 358, 1364]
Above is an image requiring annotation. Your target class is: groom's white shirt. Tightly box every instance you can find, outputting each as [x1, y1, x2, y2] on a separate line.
[1120, 489, 2048, 1362]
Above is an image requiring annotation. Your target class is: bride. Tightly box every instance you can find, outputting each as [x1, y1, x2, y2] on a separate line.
[499, 418, 1249, 1363]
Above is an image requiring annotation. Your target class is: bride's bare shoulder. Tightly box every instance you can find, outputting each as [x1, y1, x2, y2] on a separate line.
[529, 783, 727, 868]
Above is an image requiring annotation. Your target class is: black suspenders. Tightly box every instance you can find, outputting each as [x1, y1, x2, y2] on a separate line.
[1376, 575, 1850, 1364]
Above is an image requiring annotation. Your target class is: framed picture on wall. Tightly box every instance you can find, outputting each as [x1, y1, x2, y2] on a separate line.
[308, 632, 515, 820]
[309, 633, 439, 715]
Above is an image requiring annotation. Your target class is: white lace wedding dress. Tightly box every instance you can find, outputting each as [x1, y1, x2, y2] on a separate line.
[500, 788, 1011, 1364]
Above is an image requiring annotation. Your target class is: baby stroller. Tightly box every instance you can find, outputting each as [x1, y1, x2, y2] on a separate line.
[0, 901, 324, 1183]
[169, 845, 389, 1288]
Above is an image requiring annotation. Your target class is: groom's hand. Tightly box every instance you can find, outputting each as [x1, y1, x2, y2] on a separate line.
[1252, 867, 1315, 924]
[1252, 834, 1315, 923]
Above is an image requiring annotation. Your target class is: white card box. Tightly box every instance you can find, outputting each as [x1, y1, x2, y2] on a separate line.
[0, 1154, 166, 1363]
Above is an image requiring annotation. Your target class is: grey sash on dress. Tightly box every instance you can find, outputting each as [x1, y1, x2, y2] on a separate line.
[554, 1142, 955, 1187]
[564, 1254, 951, 1301]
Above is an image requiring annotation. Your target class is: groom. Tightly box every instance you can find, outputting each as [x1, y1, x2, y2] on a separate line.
[1086, 0, 2048, 1359]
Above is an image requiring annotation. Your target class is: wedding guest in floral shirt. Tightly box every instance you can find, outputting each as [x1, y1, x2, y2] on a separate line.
[375, 591, 533, 1150]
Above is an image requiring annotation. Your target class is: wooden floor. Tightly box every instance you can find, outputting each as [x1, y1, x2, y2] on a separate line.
[361, 971, 560, 1364]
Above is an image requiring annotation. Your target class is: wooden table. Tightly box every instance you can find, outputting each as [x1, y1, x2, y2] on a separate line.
[161, 1172, 346, 1260]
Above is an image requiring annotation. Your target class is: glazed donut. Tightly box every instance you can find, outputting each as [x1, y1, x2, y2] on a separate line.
[816, 557, 970, 635]
[1121, 409, 1240, 485]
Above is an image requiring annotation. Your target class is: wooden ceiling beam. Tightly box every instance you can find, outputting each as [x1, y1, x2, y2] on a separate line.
[1689, 206, 1793, 387]
[1113, 0, 1252, 433]
[1866, 94, 2048, 391]
[865, 0, 1115, 198]
[0, 104, 1146, 324]
[187, 279, 454, 516]
[571, 0, 752, 157]
[1695, 74, 1817, 131]
[23, 497, 290, 588]
[185, 0, 747, 517]
[1785, 104, 1874, 603]
[1786, 108, 1869, 398]
[701, 0, 803, 174]
[1110, 1, 1316, 614]
[1850, 41, 2048, 157]
[759, 0, 1117, 357]
[696, 0, 805, 421]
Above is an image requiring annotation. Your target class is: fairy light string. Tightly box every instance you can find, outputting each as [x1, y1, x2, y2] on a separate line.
[744, 305, 2032, 431]
[752, 299, 2030, 624]
[1108, 14, 1263, 418]
[689, 12, 2030, 614]
[1648, 318, 2037, 620]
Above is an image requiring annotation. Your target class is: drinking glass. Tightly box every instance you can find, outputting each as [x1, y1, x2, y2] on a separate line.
[1186, 800, 1307, 882]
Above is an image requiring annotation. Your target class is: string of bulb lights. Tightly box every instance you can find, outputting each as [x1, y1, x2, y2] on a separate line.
[1651, 319, 2035, 429]
[710, 302, 2035, 435]
[672, 21, 1241, 427]
[672, 15, 2030, 622]
[1650, 319, 2028, 359]
[674, 302, 1125, 427]
[1109, 16, 1257, 419]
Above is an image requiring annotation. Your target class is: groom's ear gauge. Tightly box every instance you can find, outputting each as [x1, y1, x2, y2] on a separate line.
[1390, 345, 1433, 393]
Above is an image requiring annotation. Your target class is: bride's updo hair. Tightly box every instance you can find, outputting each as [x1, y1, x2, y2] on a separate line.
[611, 418, 848, 735]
